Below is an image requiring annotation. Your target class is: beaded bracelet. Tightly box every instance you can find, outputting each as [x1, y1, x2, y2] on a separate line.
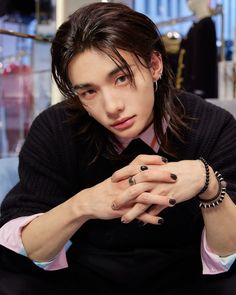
[198, 157, 210, 195]
[198, 171, 227, 209]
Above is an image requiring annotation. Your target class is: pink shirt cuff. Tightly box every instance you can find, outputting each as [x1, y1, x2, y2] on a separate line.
[201, 227, 232, 274]
[0, 214, 68, 270]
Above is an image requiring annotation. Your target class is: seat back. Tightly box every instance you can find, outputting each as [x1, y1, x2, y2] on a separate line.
[0, 157, 19, 204]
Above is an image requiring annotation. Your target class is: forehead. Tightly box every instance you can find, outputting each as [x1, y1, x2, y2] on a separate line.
[68, 49, 137, 85]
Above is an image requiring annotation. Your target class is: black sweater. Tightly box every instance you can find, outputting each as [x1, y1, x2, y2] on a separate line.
[1, 92, 236, 293]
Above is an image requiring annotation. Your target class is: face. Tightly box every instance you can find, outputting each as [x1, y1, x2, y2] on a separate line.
[68, 49, 162, 139]
[187, 0, 197, 12]
[187, 0, 207, 13]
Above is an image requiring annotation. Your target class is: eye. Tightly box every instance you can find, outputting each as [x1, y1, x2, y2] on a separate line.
[79, 89, 96, 99]
[116, 75, 129, 85]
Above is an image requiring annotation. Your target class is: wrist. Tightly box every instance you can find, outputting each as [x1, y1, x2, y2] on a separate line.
[69, 189, 93, 222]
[198, 167, 218, 201]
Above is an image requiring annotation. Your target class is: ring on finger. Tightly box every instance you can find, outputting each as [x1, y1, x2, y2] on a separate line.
[128, 176, 136, 186]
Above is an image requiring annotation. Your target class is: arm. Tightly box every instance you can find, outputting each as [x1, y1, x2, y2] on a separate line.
[22, 154, 172, 262]
[201, 228, 236, 274]
[200, 169, 236, 256]
[1, 105, 173, 263]
[0, 215, 68, 270]
[111, 108, 236, 257]
[112, 159, 236, 256]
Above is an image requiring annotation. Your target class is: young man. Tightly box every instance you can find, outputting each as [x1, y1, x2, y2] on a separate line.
[0, 3, 236, 294]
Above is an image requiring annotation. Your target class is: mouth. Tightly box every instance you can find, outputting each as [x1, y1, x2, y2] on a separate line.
[110, 116, 136, 130]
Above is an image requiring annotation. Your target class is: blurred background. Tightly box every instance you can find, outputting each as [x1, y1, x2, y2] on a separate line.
[0, 0, 236, 159]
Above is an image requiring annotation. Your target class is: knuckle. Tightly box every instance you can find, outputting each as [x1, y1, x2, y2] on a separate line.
[112, 171, 118, 179]
[159, 189, 168, 195]
[128, 186, 138, 196]
[135, 154, 145, 163]
[139, 192, 149, 202]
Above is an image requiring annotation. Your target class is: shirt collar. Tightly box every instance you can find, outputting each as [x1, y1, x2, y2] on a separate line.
[116, 123, 159, 153]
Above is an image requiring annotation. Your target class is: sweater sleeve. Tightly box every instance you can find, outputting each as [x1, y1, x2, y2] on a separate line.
[206, 110, 236, 202]
[182, 95, 236, 203]
[0, 103, 76, 227]
[0, 214, 69, 270]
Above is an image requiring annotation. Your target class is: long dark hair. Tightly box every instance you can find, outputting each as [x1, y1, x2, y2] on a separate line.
[51, 2, 186, 162]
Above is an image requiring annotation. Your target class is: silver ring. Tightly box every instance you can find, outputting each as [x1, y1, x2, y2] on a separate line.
[128, 176, 136, 186]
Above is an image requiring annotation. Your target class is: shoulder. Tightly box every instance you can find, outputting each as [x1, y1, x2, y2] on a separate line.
[32, 101, 68, 128]
[177, 91, 235, 124]
[20, 100, 75, 160]
[196, 17, 215, 28]
[174, 91, 236, 157]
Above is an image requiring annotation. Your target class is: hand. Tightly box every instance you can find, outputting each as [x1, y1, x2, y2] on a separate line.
[74, 155, 169, 222]
[111, 160, 205, 224]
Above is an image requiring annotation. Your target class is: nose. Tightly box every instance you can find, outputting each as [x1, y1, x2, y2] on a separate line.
[102, 88, 125, 117]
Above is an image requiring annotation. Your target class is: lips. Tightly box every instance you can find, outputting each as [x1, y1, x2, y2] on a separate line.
[111, 116, 136, 130]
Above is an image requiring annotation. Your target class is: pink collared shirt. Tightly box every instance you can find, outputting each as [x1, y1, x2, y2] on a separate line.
[0, 124, 235, 273]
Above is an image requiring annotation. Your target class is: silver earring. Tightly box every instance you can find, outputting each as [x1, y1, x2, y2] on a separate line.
[154, 80, 158, 92]
[159, 72, 163, 79]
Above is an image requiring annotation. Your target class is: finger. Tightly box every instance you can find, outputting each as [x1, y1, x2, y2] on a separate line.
[121, 203, 150, 224]
[130, 154, 168, 165]
[112, 170, 177, 210]
[148, 204, 167, 216]
[112, 165, 176, 184]
[111, 182, 154, 210]
[136, 193, 176, 207]
[137, 212, 164, 225]
[111, 155, 168, 182]
[111, 164, 147, 182]
[134, 170, 177, 184]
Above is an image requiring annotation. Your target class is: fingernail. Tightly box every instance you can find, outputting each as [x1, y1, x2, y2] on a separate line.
[170, 173, 177, 180]
[157, 218, 164, 225]
[140, 165, 148, 171]
[121, 217, 128, 224]
[111, 202, 119, 210]
[161, 157, 168, 163]
[169, 198, 176, 206]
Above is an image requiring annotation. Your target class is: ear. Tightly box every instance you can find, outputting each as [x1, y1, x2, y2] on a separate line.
[150, 51, 163, 81]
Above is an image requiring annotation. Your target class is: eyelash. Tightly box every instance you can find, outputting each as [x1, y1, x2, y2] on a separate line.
[116, 74, 129, 85]
[79, 89, 96, 98]
[77, 74, 130, 98]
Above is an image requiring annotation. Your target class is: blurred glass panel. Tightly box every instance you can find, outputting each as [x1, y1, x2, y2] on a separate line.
[0, 1, 54, 158]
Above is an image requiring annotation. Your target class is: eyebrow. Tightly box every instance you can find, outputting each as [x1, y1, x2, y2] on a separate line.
[73, 64, 133, 91]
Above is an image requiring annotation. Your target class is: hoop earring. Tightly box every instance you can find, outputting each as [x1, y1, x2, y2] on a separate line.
[154, 80, 158, 93]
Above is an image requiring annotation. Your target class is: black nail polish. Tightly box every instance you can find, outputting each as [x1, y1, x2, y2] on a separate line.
[170, 173, 177, 180]
[162, 157, 168, 163]
[169, 198, 176, 206]
[140, 165, 148, 171]
[158, 218, 164, 225]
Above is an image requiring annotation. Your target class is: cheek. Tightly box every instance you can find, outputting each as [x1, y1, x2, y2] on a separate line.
[86, 106, 106, 124]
